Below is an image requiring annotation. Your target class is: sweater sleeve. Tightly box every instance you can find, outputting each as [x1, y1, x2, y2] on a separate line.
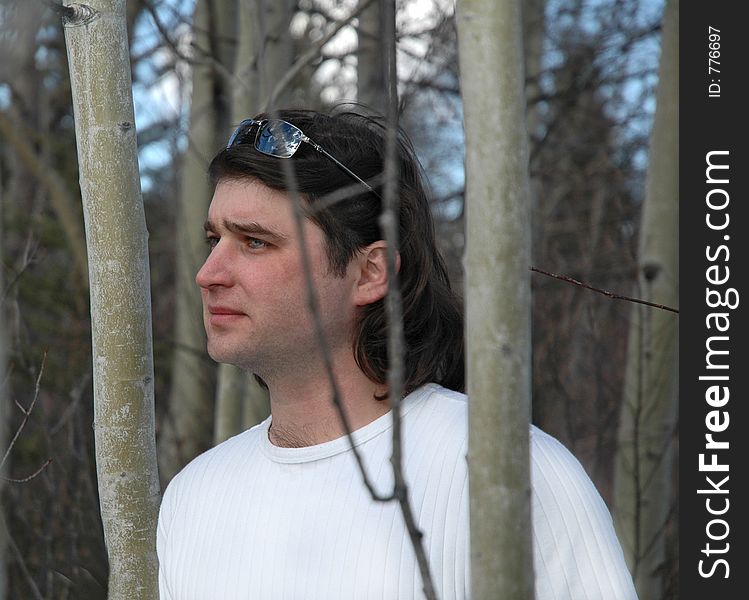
[530, 427, 638, 600]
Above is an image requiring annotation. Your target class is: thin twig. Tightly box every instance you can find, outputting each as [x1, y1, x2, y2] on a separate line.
[50, 368, 93, 436]
[254, 9, 436, 592]
[274, 112, 394, 503]
[1, 350, 48, 471]
[3, 458, 53, 484]
[381, 1, 437, 597]
[4, 513, 45, 600]
[278, 113, 437, 596]
[530, 266, 679, 313]
[2, 232, 40, 303]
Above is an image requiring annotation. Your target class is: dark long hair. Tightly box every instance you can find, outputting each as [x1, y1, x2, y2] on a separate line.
[208, 108, 464, 394]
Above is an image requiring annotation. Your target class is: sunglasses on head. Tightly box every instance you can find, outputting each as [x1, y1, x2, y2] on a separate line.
[226, 118, 379, 197]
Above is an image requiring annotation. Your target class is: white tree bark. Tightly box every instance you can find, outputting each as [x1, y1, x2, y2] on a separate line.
[62, 2, 160, 597]
[613, 1, 678, 598]
[457, 0, 534, 598]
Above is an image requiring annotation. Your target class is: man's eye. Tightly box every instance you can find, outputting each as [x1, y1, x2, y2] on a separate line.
[206, 236, 219, 249]
[247, 238, 267, 250]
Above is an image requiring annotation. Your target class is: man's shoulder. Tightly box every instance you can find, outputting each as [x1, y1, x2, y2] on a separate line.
[528, 425, 593, 485]
[527, 425, 619, 546]
[407, 383, 467, 429]
[414, 385, 595, 485]
[167, 419, 268, 489]
[402, 384, 468, 458]
[412, 382, 468, 411]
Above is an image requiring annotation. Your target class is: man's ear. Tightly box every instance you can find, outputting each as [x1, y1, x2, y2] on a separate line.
[353, 241, 400, 307]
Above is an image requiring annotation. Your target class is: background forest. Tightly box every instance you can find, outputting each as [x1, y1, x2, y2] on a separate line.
[0, 0, 677, 598]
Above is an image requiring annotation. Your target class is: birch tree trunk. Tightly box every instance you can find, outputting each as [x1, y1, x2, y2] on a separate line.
[231, 0, 262, 120]
[160, 0, 237, 480]
[235, 0, 296, 115]
[213, 366, 245, 443]
[613, 1, 678, 597]
[62, 2, 160, 598]
[213, 369, 270, 442]
[457, 1, 534, 597]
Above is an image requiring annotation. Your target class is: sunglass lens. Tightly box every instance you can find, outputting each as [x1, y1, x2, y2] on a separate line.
[256, 120, 303, 158]
[227, 119, 256, 148]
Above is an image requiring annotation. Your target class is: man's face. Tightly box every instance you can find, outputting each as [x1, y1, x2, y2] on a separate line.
[196, 179, 359, 377]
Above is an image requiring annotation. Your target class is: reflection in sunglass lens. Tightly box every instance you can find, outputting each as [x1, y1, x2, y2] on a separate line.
[256, 120, 303, 158]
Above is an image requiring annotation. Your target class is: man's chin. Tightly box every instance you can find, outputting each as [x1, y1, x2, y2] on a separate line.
[207, 343, 240, 365]
[206, 343, 256, 371]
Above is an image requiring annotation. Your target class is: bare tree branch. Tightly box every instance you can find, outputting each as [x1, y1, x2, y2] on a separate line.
[274, 131, 394, 503]
[1, 351, 47, 473]
[2, 458, 53, 484]
[49, 368, 93, 436]
[380, 1, 437, 596]
[3, 513, 45, 600]
[530, 266, 679, 313]
[1, 232, 40, 304]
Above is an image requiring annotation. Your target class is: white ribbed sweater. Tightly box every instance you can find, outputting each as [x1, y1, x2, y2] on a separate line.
[157, 383, 637, 599]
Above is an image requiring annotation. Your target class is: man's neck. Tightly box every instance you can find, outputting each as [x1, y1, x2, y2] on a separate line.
[262, 352, 390, 448]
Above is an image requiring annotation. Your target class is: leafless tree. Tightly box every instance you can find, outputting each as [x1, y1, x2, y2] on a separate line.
[63, 1, 160, 597]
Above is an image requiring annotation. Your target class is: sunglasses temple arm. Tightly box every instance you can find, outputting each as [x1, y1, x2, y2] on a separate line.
[302, 137, 380, 197]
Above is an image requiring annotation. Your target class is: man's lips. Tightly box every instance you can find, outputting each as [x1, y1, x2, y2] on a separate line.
[206, 305, 246, 324]
[207, 305, 244, 316]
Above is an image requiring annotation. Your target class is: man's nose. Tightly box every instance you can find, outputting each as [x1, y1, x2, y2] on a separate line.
[196, 242, 232, 288]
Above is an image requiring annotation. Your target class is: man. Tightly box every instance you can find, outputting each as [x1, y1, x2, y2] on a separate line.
[157, 109, 637, 599]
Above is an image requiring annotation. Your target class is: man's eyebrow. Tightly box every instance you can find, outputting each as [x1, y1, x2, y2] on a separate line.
[203, 219, 288, 241]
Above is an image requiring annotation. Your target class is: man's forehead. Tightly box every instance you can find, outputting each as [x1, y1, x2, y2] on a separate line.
[207, 180, 293, 225]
